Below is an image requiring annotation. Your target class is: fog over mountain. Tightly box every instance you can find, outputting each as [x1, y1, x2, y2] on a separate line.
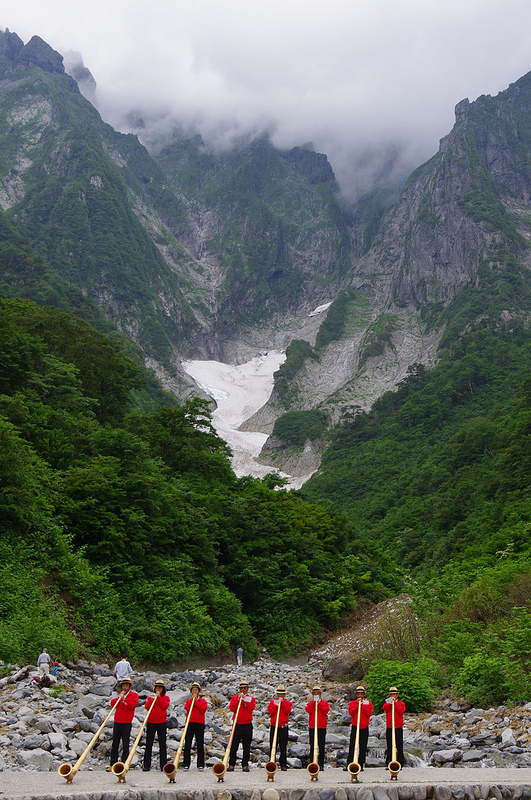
[3, 0, 531, 197]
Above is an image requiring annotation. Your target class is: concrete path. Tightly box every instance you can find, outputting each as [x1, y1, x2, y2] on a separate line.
[1, 766, 531, 798]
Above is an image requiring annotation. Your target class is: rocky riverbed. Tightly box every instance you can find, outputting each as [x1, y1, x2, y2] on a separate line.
[1, 657, 531, 774]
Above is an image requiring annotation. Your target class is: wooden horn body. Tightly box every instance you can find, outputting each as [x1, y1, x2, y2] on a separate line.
[58, 704, 116, 782]
[212, 693, 244, 782]
[112, 694, 158, 783]
[307, 698, 320, 781]
[347, 699, 362, 782]
[388, 699, 401, 780]
[265, 700, 282, 781]
[163, 696, 196, 782]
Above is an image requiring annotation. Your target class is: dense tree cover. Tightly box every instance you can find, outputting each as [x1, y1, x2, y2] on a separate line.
[0, 295, 391, 664]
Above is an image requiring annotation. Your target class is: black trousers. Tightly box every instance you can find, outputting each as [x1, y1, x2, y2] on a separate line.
[348, 726, 369, 766]
[229, 722, 253, 767]
[308, 727, 326, 769]
[386, 727, 405, 766]
[143, 721, 167, 770]
[110, 721, 132, 765]
[183, 721, 205, 768]
[269, 725, 289, 768]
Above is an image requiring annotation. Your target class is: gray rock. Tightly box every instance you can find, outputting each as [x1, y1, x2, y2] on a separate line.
[434, 788, 452, 800]
[432, 749, 462, 764]
[17, 747, 54, 769]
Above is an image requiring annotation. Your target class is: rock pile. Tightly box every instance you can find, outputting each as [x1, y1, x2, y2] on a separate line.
[0, 658, 531, 773]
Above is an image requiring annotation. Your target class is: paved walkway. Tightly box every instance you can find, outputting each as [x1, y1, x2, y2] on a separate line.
[1, 767, 531, 798]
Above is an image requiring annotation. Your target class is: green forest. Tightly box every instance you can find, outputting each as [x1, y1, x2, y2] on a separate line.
[0, 293, 388, 667]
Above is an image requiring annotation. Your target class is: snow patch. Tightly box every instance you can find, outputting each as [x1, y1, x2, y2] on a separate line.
[182, 351, 306, 488]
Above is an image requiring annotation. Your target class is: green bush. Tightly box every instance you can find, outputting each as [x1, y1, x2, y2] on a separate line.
[273, 410, 327, 446]
[365, 659, 435, 713]
[454, 652, 529, 707]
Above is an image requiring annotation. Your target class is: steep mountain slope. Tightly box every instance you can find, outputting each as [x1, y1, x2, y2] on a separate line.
[257, 71, 531, 474]
[0, 30, 357, 391]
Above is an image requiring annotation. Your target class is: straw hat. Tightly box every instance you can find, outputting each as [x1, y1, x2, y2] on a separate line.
[389, 686, 399, 693]
[120, 676, 133, 686]
[190, 681, 202, 692]
[276, 685, 287, 694]
[355, 685, 366, 693]
[153, 679, 166, 689]
[311, 685, 322, 694]
[239, 680, 249, 689]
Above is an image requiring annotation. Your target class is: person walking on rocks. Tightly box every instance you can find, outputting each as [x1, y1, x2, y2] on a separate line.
[383, 686, 406, 768]
[236, 646, 243, 667]
[347, 685, 372, 771]
[183, 681, 208, 770]
[228, 679, 256, 771]
[37, 648, 51, 677]
[267, 684, 292, 771]
[109, 676, 139, 770]
[305, 685, 329, 770]
[143, 679, 170, 771]
[113, 655, 133, 686]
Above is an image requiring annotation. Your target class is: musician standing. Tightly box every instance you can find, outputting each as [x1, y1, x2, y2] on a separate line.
[267, 685, 293, 771]
[383, 686, 406, 767]
[109, 676, 139, 769]
[347, 685, 373, 771]
[305, 685, 330, 770]
[183, 681, 208, 770]
[143, 679, 170, 771]
[228, 680, 256, 772]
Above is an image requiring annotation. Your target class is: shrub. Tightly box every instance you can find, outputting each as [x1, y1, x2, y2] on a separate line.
[366, 659, 435, 713]
[454, 652, 529, 707]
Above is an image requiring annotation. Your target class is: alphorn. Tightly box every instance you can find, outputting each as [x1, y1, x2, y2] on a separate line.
[264, 700, 282, 781]
[347, 697, 362, 782]
[387, 699, 401, 781]
[163, 696, 196, 782]
[58, 704, 117, 782]
[307, 698, 320, 781]
[212, 693, 244, 782]
[111, 694, 158, 783]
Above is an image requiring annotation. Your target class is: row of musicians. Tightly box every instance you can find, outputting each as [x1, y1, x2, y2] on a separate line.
[109, 677, 406, 772]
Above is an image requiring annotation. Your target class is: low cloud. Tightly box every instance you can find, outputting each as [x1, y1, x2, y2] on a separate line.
[4, 0, 531, 198]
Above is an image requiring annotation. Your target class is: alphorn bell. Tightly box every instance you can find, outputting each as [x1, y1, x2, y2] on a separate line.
[388, 698, 402, 781]
[111, 694, 158, 783]
[58, 704, 117, 782]
[212, 693, 244, 782]
[264, 700, 282, 781]
[307, 698, 320, 781]
[163, 696, 196, 782]
[347, 698, 362, 782]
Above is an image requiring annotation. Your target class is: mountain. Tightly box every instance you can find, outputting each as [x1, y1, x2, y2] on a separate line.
[2, 28, 531, 476]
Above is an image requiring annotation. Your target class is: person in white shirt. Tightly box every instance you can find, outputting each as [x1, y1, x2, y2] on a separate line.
[114, 655, 133, 685]
[37, 648, 51, 677]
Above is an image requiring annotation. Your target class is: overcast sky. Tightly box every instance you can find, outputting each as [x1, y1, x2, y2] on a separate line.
[3, 0, 531, 197]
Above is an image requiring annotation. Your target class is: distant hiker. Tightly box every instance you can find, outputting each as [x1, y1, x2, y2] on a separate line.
[113, 655, 133, 685]
[267, 685, 292, 771]
[109, 676, 139, 769]
[228, 680, 255, 772]
[383, 686, 406, 768]
[37, 648, 51, 677]
[143, 679, 170, 771]
[236, 646, 243, 667]
[51, 660, 59, 676]
[183, 681, 208, 770]
[306, 685, 329, 770]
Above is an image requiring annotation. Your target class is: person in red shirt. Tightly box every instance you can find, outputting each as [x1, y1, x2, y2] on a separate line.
[305, 685, 330, 770]
[346, 685, 373, 771]
[228, 680, 256, 772]
[183, 681, 209, 770]
[143, 679, 170, 771]
[267, 685, 293, 771]
[382, 686, 406, 768]
[109, 676, 139, 769]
